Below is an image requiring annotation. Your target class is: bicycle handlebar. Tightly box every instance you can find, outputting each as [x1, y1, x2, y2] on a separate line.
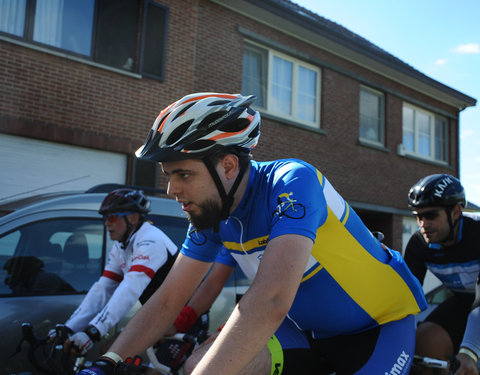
[413, 355, 461, 374]
[15, 323, 85, 375]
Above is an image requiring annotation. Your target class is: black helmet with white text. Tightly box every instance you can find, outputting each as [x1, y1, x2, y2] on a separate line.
[408, 174, 466, 208]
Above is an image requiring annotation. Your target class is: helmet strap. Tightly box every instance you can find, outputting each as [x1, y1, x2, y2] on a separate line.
[444, 206, 459, 243]
[120, 216, 142, 249]
[203, 156, 248, 232]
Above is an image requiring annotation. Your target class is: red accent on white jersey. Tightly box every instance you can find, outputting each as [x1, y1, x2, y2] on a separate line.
[66, 222, 177, 336]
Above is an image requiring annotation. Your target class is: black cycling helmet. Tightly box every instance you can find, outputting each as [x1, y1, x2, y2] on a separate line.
[99, 188, 151, 215]
[135, 93, 261, 162]
[408, 174, 466, 208]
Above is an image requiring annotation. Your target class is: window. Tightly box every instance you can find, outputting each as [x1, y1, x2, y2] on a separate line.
[0, 218, 104, 296]
[402, 104, 448, 162]
[359, 86, 384, 145]
[0, 0, 168, 80]
[242, 42, 321, 128]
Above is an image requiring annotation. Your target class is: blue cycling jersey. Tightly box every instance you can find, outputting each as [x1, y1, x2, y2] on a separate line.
[181, 159, 427, 338]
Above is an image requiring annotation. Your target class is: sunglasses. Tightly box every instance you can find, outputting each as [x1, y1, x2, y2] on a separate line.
[413, 209, 442, 221]
[102, 212, 132, 223]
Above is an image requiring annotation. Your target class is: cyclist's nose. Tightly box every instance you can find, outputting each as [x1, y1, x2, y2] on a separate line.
[167, 179, 180, 196]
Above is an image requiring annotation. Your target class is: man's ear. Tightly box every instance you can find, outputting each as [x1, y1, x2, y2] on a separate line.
[452, 204, 462, 221]
[129, 212, 141, 226]
[221, 154, 239, 179]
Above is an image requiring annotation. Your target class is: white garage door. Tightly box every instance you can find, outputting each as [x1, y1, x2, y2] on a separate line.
[0, 134, 127, 202]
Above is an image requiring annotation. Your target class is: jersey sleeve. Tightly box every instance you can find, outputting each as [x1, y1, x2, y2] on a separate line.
[268, 161, 327, 242]
[214, 247, 237, 267]
[180, 225, 224, 263]
[403, 233, 428, 285]
[65, 271, 118, 333]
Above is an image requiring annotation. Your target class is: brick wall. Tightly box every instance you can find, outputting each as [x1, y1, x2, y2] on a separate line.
[190, 1, 459, 212]
[0, 0, 460, 217]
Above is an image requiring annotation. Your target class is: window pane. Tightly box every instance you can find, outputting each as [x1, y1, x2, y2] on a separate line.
[140, 1, 167, 78]
[96, 0, 140, 70]
[0, 0, 26, 36]
[0, 230, 20, 294]
[403, 106, 414, 151]
[417, 111, 431, 156]
[435, 117, 447, 161]
[297, 66, 317, 122]
[272, 56, 292, 115]
[360, 89, 383, 143]
[0, 218, 104, 296]
[242, 46, 266, 108]
[33, 0, 94, 56]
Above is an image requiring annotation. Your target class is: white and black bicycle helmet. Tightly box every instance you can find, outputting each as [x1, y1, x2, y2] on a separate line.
[135, 93, 261, 229]
[135, 93, 260, 162]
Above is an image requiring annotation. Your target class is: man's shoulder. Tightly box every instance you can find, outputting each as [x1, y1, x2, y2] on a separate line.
[463, 212, 480, 225]
[405, 231, 427, 251]
[255, 158, 317, 181]
[134, 222, 177, 252]
[460, 213, 480, 242]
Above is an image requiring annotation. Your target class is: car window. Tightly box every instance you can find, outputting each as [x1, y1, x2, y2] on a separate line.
[0, 218, 104, 296]
[147, 214, 189, 248]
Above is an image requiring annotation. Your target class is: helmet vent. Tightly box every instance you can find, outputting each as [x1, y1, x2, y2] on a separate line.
[173, 102, 195, 121]
[188, 139, 216, 151]
[208, 100, 230, 106]
[166, 120, 194, 145]
[218, 118, 249, 132]
[248, 125, 260, 138]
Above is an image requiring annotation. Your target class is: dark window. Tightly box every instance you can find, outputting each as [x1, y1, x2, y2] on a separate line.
[94, 0, 140, 71]
[131, 157, 157, 188]
[359, 86, 385, 145]
[141, 0, 169, 80]
[147, 215, 188, 249]
[0, 218, 104, 296]
[0, 0, 168, 79]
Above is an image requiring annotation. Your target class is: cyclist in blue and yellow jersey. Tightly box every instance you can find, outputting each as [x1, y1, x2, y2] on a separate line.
[78, 93, 427, 375]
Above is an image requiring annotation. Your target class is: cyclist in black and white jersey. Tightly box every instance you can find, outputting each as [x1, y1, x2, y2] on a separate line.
[405, 174, 480, 375]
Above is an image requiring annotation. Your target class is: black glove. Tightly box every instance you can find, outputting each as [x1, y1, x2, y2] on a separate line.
[154, 337, 195, 375]
[115, 356, 144, 375]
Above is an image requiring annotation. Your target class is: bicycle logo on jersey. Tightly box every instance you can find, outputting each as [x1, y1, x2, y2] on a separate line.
[188, 229, 207, 245]
[272, 192, 305, 223]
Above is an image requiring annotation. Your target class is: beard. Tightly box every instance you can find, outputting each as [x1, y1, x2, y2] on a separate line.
[187, 198, 224, 230]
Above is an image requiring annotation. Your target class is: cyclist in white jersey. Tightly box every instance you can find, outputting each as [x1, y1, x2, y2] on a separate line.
[49, 188, 178, 356]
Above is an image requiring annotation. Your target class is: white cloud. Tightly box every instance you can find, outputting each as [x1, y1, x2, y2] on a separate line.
[460, 129, 475, 139]
[453, 43, 480, 54]
[435, 58, 448, 66]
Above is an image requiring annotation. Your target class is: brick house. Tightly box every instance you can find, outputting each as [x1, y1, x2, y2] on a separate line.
[0, 0, 476, 251]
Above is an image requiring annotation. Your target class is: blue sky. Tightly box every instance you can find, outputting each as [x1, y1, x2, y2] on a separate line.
[294, 0, 480, 206]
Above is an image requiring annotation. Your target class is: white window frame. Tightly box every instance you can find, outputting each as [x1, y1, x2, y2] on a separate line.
[242, 41, 321, 129]
[359, 86, 385, 145]
[402, 103, 448, 163]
